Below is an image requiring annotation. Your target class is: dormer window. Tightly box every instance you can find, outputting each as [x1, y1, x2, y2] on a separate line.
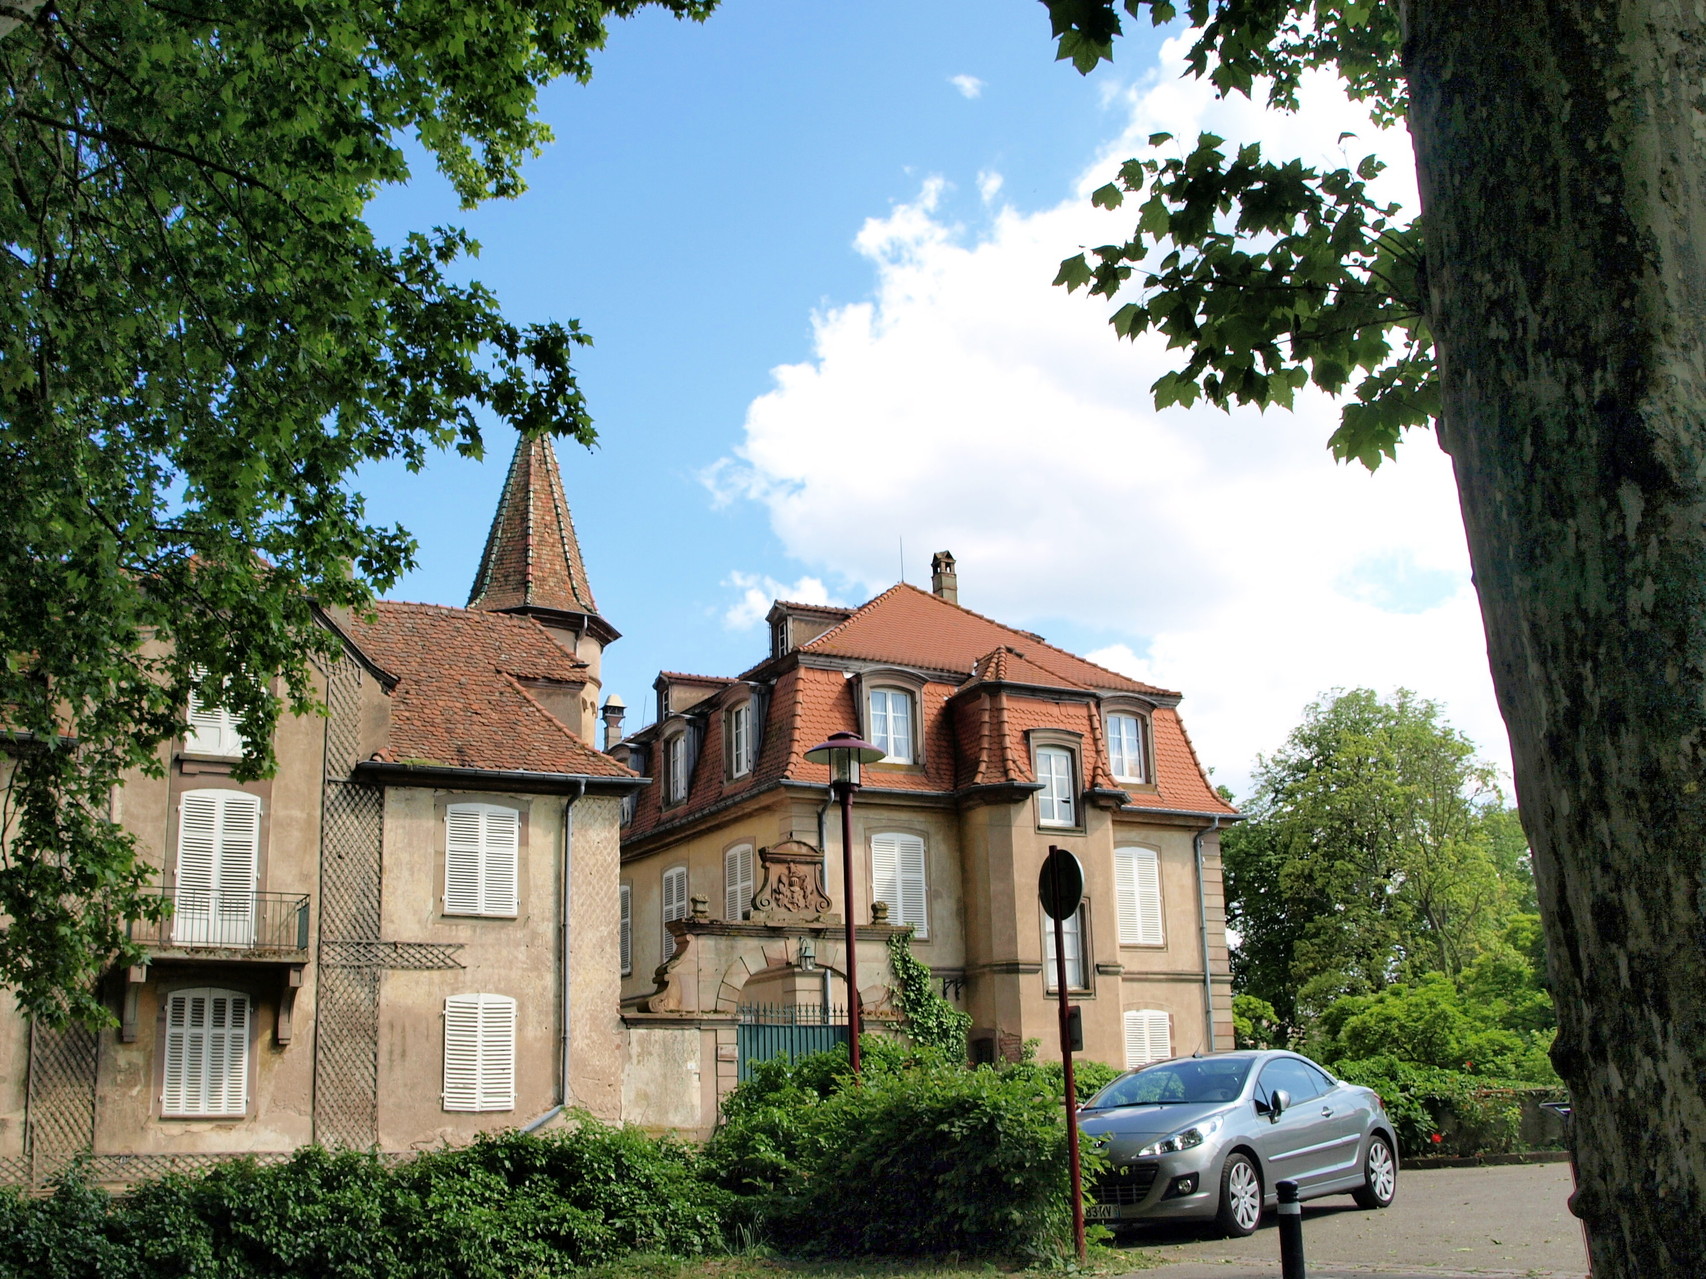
[666, 732, 689, 804]
[868, 688, 914, 763]
[1107, 713, 1147, 783]
[1036, 745, 1076, 827]
[726, 700, 755, 778]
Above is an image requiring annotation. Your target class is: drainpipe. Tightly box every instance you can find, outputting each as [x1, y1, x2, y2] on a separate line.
[560, 779, 587, 1108]
[1193, 816, 1222, 1052]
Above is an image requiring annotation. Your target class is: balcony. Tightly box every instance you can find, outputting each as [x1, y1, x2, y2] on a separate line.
[129, 889, 311, 959]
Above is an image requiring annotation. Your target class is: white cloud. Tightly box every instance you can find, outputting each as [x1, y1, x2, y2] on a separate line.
[976, 170, 1003, 204]
[721, 571, 839, 630]
[710, 38, 1509, 797]
[949, 74, 985, 99]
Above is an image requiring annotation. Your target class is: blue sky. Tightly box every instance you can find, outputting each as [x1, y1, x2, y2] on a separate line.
[354, 1, 1509, 795]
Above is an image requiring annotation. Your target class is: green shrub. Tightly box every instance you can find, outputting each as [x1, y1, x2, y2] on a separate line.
[1330, 1055, 1563, 1158]
[707, 1043, 1096, 1259]
[0, 1121, 728, 1279]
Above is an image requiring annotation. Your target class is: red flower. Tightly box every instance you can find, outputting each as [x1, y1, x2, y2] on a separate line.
[1430, 1133, 1443, 1143]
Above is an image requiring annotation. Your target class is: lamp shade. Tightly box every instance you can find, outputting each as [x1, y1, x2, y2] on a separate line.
[804, 730, 886, 785]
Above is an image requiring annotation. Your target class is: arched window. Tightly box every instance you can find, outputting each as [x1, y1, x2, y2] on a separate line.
[1106, 713, 1148, 783]
[1043, 902, 1088, 991]
[1035, 746, 1076, 827]
[442, 993, 516, 1112]
[1115, 846, 1164, 945]
[162, 987, 250, 1116]
[726, 700, 755, 778]
[444, 803, 520, 916]
[870, 832, 928, 937]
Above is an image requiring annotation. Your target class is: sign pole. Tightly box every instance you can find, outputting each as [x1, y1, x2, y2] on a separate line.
[1046, 847, 1086, 1263]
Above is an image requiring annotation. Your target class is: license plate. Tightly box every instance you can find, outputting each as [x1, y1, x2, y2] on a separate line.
[1084, 1203, 1120, 1220]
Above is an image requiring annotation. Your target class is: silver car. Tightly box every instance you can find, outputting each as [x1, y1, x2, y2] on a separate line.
[1079, 1050, 1398, 1236]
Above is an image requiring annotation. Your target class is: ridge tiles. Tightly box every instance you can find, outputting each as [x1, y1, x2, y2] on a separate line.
[467, 434, 600, 618]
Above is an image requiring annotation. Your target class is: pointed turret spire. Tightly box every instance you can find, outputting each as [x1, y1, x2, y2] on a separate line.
[468, 434, 604, 620]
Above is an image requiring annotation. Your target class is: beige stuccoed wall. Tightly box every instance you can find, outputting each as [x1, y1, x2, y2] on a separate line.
[375, 787, 626, 1144]
[89, 670, 329, 1157]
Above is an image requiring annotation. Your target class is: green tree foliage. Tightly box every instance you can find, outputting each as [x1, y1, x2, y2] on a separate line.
[1045, 0, 1428, 470]
[0, 0, 712, 1022]
[1223, 689, 1531, 1028]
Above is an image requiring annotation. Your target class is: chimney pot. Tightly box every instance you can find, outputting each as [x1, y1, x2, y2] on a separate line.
[601, 694, 627, 750]
[930, 550, 958, 605]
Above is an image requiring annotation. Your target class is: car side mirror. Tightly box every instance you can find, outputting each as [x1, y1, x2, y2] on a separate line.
[1269, 1088, 1292, 1120]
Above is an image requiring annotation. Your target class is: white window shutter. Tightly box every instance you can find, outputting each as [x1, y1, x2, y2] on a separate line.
[185, 669, 244, 757]
[1115, 848, 1140, 945]
[662, 866, 687, 953]
[443, 995, 481, 1111]
[1124, 1009, 1171, 1067]
[445, 807, 484, 914]
[724, 845, 754, 921]
[872, 832, 929, 937]
[478, 996, 516, 1110]
[444, 804, 519, 916]
[620, 884, 632, 975]
[482, 808, 520, 914]
[175, 792, 220, 916]
[162, 988, 249, 1116]
[1135, 849, 1163, 945]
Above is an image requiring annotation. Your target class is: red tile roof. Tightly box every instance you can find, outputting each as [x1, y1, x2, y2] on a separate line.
[802, 584, 1174, 695]
[621, 584, 1233, 841]
[343, 601, 630, 778]
[467, 435, 602, 619]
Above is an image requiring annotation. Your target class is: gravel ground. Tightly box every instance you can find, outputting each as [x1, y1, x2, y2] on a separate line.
[1109, 1163, 1588, 1278]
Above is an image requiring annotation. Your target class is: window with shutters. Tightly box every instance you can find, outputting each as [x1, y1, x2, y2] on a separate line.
[1123, 1009, 1173, 1068]
[173, 789, 261, 947]
[161, 988, 250, 1116]
[620, 884, 633, 976]
[1106, 713, 1147, 783]
[867, 687, 915, 763]
[1035, 746, 1077, 827]
[661, 865, 688, 953]
[870, 831, 928, 937]
[1042, 903, 1088, 992]
[1115, 846, 1165, 946]
[184, 669, 244, 758]
[726, 701, 755, 778]
[723, 844, 754, 921]
[442, 993, 516, 1112]
[443, 803, 521, 917]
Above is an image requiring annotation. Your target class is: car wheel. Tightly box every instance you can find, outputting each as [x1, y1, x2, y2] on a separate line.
[1215, 1152, 1263, 1236]
[1352, 1133, 1397, 1209]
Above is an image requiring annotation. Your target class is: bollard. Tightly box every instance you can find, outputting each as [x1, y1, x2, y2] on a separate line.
[1276, 1178, 1306, 1279]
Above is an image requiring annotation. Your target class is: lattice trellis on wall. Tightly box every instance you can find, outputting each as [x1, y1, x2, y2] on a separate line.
[314, 773, 385, 1149]
[26, 1020, 98, 1186]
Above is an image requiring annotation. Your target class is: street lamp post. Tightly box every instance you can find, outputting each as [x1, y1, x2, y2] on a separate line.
[804, 729, 885, 1078]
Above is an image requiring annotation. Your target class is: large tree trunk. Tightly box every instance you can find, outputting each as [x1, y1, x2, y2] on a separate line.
[1404, 2, 1706, 1273]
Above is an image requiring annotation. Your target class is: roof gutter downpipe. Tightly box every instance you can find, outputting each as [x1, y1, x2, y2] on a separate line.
[561, 778, 587, 1109]
[1194, 816, 1222, 1052]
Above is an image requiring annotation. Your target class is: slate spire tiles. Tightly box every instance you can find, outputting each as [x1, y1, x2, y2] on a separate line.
[467, 434, 601, 619]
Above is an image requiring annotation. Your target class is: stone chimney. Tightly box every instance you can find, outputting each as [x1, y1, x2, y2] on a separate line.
[601, 694, 626, 750]
[930, 550, 958, 604]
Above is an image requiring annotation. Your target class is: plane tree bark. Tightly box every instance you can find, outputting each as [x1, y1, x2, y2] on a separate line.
[1044, 2, 1706, 1272]
[1404, 4, 1706, 1271]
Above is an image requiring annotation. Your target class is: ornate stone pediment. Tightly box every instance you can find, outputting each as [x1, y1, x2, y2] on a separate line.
[750, 839, 834, 922]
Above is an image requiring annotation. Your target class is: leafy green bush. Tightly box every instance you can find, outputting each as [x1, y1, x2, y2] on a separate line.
[0, 1120, 728, 1279]
[707, 1043, 1095, 1259]
[887, 933, 972, 1059]
[1330, 1056, 1563, 1158]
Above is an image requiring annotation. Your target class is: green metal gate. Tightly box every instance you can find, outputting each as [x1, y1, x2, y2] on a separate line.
[736, 1004, 849, 1081]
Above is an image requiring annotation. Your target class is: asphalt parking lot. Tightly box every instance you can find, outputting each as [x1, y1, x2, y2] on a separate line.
[1109, 1163, 1588, 1279]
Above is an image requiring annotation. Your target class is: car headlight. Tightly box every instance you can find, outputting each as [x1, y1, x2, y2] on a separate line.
[1135, 1116, 1222, 1157]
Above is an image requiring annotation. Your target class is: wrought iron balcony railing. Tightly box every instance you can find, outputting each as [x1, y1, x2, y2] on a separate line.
[130, 890, 310, 954]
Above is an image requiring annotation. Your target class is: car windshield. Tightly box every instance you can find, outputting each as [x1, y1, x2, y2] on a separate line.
[1085, 1057, 1254, 1108]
